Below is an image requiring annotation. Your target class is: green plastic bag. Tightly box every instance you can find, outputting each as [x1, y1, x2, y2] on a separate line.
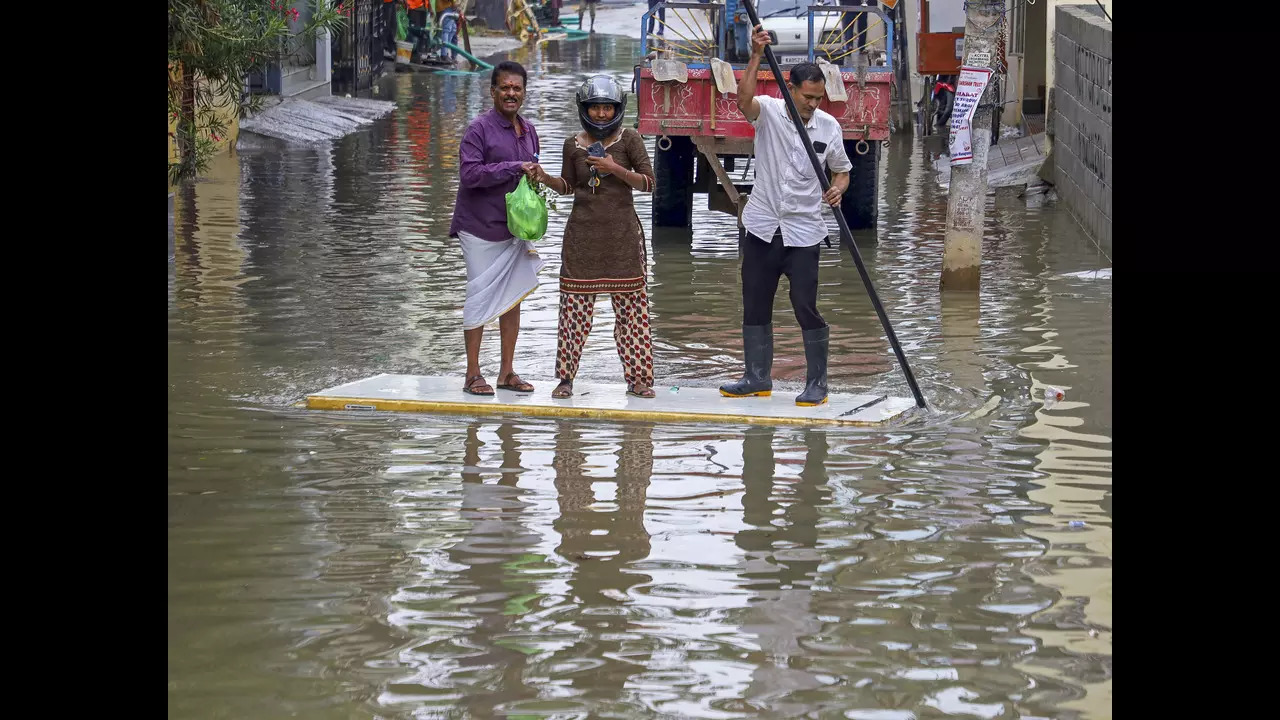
[506, 176, 548, 241]
[396, 6, 409, 42]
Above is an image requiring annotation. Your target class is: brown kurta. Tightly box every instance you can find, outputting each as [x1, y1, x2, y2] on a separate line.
[558, 129, 656, 294]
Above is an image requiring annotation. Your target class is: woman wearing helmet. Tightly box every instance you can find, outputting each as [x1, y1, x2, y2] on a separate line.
[530, 75, 658, 399]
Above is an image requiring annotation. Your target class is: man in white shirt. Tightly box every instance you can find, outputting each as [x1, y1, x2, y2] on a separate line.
[720, 25, 852, 407]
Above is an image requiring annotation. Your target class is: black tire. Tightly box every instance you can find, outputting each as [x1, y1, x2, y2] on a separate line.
[653, 135, 695, 228]
[841, 139, 879, 231]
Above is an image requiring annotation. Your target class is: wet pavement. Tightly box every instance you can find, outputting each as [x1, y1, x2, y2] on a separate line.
[169, 31, 1112, 720]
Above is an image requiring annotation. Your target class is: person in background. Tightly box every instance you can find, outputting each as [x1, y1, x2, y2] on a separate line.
[406, 0, 429, 60]
[647, 0, 666, 40]
[579, 0, 598, 33]
[383, 0, 397, 60]
[438, 2, 460, 62]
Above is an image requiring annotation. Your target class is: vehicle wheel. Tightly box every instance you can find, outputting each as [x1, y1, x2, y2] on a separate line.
[841, 139, 879, 231]
[653, 135, 695, 228]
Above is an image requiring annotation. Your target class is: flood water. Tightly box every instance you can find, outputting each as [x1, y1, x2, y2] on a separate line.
[168, 35, 1112, 720]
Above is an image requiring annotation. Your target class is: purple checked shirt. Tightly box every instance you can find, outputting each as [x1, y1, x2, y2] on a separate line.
[448, 109, 541, 241]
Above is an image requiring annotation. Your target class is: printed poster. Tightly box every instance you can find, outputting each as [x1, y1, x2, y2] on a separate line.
[949, 66, 994, 166]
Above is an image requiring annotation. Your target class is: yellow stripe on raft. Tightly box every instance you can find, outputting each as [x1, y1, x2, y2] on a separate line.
[306, 395, 899, 428]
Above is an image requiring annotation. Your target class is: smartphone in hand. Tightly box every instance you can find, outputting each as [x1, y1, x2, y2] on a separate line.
[587, 141, 611, 177]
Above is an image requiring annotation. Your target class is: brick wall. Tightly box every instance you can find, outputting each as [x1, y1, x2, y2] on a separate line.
[1049, 5, 1111, 247]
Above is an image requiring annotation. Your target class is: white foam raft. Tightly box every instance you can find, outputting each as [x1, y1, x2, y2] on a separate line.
[306, 374, 917, 427]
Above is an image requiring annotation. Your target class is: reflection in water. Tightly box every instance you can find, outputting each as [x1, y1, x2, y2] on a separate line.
[1013, 230, 1113, 718]
[737, 428, 830, 715]
[171, 149, 249, 317]
[940, 292, 987, 403]
[647, 233, 742, 381]
[169, 33, 1111, 720]
[547, 422, 653, 713]
[379, 421, 544, 715]
[451, 422, 541, 714]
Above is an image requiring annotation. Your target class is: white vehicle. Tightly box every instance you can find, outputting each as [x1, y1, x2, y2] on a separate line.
[755, 0, 884, 67]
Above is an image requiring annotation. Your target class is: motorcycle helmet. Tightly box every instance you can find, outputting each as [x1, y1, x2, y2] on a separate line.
[576, 75, 627, 140]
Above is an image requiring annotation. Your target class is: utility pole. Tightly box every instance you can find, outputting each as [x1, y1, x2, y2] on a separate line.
[940, 0, 1002, 291]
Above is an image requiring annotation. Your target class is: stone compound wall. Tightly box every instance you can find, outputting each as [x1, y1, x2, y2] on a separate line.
[1049, 5, 1111, 247]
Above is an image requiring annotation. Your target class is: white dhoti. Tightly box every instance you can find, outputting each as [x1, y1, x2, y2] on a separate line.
[458, 231, 545, 331]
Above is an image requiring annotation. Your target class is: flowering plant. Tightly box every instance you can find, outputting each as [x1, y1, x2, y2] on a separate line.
[168, 1, 349, 184]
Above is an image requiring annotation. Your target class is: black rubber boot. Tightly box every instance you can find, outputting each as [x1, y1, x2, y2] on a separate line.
[720, 324, 774, 397]
[795, 326, 829, 406]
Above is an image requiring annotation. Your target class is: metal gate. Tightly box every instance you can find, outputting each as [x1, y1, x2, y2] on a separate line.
[333, 0, 384, 96]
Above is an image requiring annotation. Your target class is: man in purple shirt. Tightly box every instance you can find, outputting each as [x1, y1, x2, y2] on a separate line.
[450, 61, 546, 396]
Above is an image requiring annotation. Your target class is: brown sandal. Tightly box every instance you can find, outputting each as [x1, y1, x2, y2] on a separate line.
[497, 372, 534, 393]
[552, 380, 573, 398]
[627, 382, 656, 399]
[463, 375, 494, 396]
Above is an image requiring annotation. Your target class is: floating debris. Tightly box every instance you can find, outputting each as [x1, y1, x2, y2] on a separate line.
[1060, 268, 1112, 280]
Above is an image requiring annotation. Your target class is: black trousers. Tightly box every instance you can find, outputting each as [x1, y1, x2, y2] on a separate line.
[408, 9, 428, 53]
[742, 231, 827, 331]
[384, 2, 397, 54]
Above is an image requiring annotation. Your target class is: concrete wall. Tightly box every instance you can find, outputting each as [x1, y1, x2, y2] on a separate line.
[1049, 4, 1111, 247]
[168, 65, 241, 192]
[1046, 0, 1110, 93]
[277, 12, 332, 99]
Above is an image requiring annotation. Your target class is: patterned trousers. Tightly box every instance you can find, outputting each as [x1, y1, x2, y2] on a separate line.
[556, 289, 654, 386]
